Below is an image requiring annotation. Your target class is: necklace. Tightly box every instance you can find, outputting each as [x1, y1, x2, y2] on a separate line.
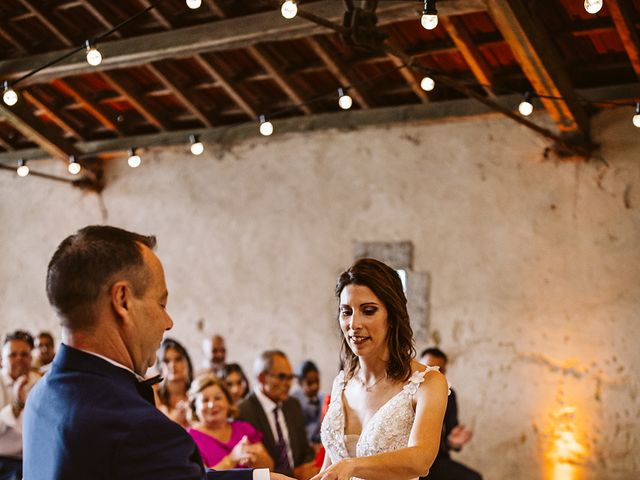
[356, 372, 387, 392]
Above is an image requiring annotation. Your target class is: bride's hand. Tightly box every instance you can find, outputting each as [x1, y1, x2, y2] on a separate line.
[310, 458, 355, 480]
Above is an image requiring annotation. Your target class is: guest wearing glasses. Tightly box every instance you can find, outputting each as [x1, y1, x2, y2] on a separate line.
[238, 351, 318, 479]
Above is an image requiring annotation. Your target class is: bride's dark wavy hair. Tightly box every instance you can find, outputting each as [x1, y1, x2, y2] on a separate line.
[335, 258, 415, 382]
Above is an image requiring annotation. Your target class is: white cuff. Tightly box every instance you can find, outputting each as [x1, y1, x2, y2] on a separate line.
[253, 468, 270, 480]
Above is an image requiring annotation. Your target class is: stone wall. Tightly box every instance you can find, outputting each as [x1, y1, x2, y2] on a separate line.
[1, 108, 638, 479]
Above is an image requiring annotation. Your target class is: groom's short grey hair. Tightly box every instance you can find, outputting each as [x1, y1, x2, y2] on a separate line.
[253, 349, 287, 379]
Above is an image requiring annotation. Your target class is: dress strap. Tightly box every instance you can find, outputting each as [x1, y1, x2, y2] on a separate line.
[402, 366, 451, 397]
[329, 370, 347, 401]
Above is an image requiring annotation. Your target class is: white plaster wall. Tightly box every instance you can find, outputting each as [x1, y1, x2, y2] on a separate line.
[1, 108, 638, 479]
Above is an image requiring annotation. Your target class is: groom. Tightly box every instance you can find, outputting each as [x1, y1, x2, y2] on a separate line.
[23, 225, 292, 480]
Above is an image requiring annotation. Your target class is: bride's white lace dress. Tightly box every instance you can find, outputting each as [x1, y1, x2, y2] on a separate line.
[320, 367, 441, 480]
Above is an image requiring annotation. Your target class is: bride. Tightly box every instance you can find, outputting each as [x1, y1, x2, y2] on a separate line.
[314, 258, 448, 480]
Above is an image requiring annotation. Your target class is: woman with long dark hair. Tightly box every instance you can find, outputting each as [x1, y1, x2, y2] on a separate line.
[156, 337, 194, 428]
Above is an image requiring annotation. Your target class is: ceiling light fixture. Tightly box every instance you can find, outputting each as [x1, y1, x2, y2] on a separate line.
[421, 0, 438, 30]
[420, 76, 435, 92]
[281, 0, 298, 19]
[189, 134, 204, 155]
[17, 159, 29, 177]
[633, 102, 640, 128]
[127, 148, 142, 168]
[2, 81, 18, 106]
[584, 0, 603, 14]
[186, 0, 202, 9]
[85, 40, 103, 66]
[518, 92, 534, 117]
[68, 155, 81, 175]
[338, 88, 353, 110]
[259, 115, 274, 136]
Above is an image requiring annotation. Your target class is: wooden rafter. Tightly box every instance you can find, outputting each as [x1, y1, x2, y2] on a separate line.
[246, 45, 313, 115]
[0, 0, 487, 85]
[23, 89, 84, 141]
[99, 71, 170, 131]
[385, 39, 429, 104]
[0, 100, 81, 160]
[440, 15, 496, 97]
[307, 35, 374, 109]
[486, 0, 591, 138]
[607, 0, 640, 78]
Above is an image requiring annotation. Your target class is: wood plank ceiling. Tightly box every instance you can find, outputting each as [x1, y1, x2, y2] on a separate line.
[0, 0, 639, 189]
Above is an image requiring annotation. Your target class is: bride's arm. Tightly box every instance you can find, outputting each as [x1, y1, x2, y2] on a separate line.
[311, 370, 448, 480]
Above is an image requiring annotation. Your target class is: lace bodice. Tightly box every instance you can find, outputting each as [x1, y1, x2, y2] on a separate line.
[320, 367, 441, 477]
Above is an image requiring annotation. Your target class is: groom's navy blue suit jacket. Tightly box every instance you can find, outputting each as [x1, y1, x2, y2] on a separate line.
[23, 344, 253, 480]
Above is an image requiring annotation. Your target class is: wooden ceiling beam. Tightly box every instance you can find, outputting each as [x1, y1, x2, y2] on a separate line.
[16, 0, 74, 47]
[23, 89, 85, 141]
[440, 15, 496, 97]
[195, 55, 258, 120]
[0, 100, 82, 160]
[147, 62, 215, 127]
[202, 0, 227, 18]
[52, 79, 122, 134]
[307, 35, 374, 109]
[99, 71, 170, 131]
[385, 39, 429, 104]
[607, 0, 640, 78]
[246, 45, 313, 115]
[0, 0, 487, 85]
[486, 0, 591, 137]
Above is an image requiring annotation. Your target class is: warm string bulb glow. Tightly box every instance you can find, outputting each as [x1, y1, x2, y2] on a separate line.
[186, 0, 202, 9]
[127, 148, 141, 168]
[421, 0, 438, 30]
[281, 0, 298, 19]
[85, 40, 102, 66]
[68, 155, 81, 175]
[518, 92, 534, 116]
[2, 81, 18, 106]
[633, 102, 640, 128]
[420, 76, 435, 92]
[338, 88, 353, 110]
[189, 135, 204, 155]
[259, 115, 274, 136]
[17, 159, 29, 177]
[584, 0, 603, 14]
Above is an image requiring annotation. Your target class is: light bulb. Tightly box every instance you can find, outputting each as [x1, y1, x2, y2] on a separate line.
[3, 83, 18, 106]
[259, 115, 273, 136]
[281, 0, 298, 19]
[128, 149, 141, 168]
[338, 88, 352, 110]
[633, 114, 640, 128]
[189, 140, 204, 155]
[584, 0, 603, 14]
[68, 158, 81, 175]
[420, 76, 435, 92]
[518, 100, 534, 116]
[85, 41, 102, 66]
[421, 14, 438, 30]
[17, 160, 29, 177]
[186, 0, 202, 9]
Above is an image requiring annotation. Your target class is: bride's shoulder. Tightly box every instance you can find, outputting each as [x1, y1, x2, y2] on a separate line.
[409, 360, 449, 397]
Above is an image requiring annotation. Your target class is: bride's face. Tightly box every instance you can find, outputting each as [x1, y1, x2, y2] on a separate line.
[339, 284, 389, 359]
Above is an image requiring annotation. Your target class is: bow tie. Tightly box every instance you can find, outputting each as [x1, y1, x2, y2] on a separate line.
[136, 375, 163, 405]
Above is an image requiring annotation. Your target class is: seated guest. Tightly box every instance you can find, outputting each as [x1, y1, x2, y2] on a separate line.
[157, 338, 194, 428]
[237, 350, 317, 479]
[420, 347, 482, 480]
[290, 360, 325, 451]
[220, 363, 250, 404]
[32, 331, 56, 374]
[188, 374, 273, 470]
[1, 330, 40, 480]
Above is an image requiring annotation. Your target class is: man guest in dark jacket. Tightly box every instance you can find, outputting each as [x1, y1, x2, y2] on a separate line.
[238, 350, 318, 479]
[23, 225, 292, 480]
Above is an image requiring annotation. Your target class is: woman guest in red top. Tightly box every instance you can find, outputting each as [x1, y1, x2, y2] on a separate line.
[187, 373, 274, 470]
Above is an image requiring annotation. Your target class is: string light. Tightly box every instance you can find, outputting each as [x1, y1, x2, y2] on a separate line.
[186, 0, 202, 9]
[2, 81, 18, 106]
[85, 40, 102, 66]
[17, 159, 29, 177]
[189, 134, 204, 155]
[518, 92, 534, 116]
[127, 148, 142, 168]
[68, 155, 81, 175]
[259, 115, 274, 136]
[338, 88, 353, 110]
[281, 0, 298, 19]
[420, 76, 435, 92]
[633, 103, 640, 128]
[421, 0, 438, 30]
[584, 0, 603, 14]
